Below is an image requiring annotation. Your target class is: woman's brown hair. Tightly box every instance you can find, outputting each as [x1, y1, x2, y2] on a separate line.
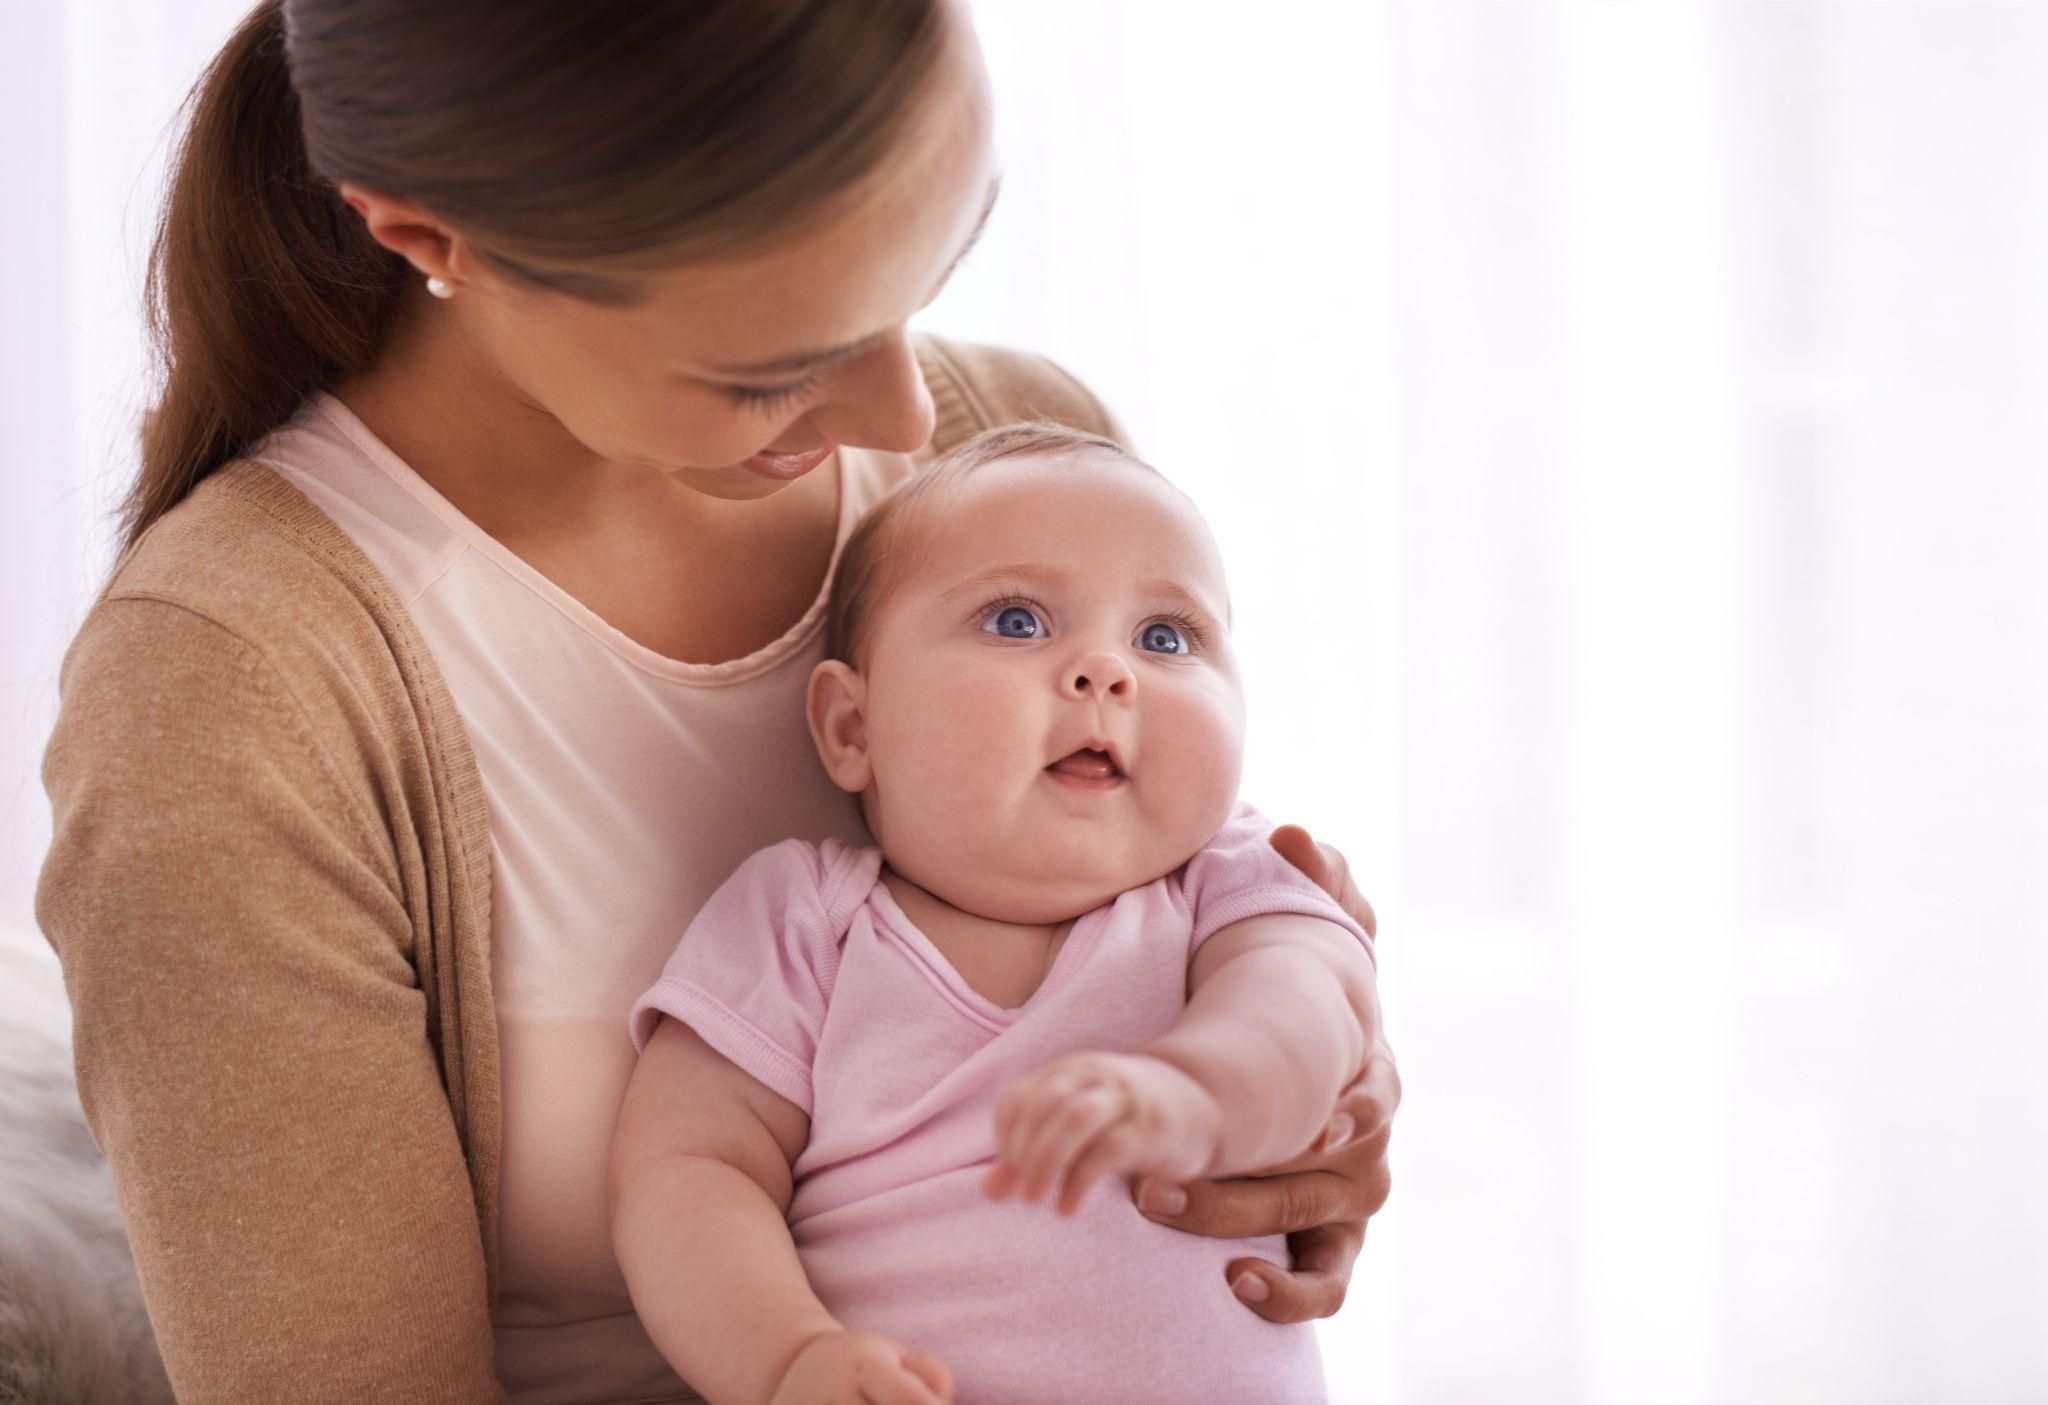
[127, 0, 945, 552]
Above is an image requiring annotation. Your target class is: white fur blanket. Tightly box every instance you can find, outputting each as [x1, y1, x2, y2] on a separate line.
[0, 923, 172, 1405]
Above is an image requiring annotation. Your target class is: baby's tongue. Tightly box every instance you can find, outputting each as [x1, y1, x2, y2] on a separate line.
[1049, 748, 1118, 780]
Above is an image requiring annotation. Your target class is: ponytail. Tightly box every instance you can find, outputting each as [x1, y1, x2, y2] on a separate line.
[127, 0, 407, 552]
[125, 0, 945, 553]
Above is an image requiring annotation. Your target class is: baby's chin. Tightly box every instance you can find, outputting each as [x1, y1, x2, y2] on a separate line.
[910, 834, 1200, 926]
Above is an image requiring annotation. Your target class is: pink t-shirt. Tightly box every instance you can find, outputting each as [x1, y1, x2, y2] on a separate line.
[629, 804, 1372, 1405]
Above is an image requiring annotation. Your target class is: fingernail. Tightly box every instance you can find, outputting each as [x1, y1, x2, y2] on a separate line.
[1320, 1113, 1356, 1152]
[1231, 1271, 1270, 1303]
[1137, 1179, 1188, 1216]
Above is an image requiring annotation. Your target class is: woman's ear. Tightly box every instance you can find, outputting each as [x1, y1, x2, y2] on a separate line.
[337, 181, 464, 285]
[807, 660, 873, 793]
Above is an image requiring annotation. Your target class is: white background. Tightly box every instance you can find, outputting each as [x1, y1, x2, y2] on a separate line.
[4, 3, 2046, 1401]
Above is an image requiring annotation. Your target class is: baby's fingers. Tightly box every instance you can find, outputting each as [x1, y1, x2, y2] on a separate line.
[1012, 1084, 1129, 1203]
[856, 1352, 951, 1405]
[902, 1351, 955, 1402]
[990, 1071, 1073, 1173]
[1055, 1121, 1148, 1216]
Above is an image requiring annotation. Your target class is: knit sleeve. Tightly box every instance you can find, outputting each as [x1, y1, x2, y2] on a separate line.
[36, 598, 502, 1404]
[913, 333, 1137, 454]
[628, 839, 854, 1117]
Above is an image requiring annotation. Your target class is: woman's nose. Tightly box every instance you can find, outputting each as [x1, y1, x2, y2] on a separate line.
[809, 331, 935, 454]
[1061, 649, 1135, 702]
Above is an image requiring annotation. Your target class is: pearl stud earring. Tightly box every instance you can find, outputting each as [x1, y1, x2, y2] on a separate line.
[426, 276, 455, 300]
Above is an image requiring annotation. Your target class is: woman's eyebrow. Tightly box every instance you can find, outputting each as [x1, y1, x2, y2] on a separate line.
[710, 174, 1003, 379]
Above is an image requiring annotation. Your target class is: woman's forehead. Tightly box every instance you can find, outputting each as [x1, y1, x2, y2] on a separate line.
[616, 23, 996, 369]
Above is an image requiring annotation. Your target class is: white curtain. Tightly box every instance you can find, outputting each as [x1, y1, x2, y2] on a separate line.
[5, 3, 2045, 1400]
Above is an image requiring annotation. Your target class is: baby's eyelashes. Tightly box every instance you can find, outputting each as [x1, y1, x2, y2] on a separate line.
[980, 602, 1045, 639]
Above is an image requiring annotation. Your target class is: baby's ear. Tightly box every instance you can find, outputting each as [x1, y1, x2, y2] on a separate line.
[806, 659, 873, 793]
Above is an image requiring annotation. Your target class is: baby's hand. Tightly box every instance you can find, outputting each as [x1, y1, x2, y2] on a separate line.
[984, 1052, 1223, 1215]
[769, 1330, 954, 1405]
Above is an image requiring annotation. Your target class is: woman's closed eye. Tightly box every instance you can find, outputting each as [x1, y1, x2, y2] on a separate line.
[719, 371, 821, 413]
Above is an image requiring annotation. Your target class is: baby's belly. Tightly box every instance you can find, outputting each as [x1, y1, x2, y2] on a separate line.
[792, 1165, 1325, 1405]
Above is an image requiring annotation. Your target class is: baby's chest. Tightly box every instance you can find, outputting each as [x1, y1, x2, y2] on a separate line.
[802, 907, 1193, 1163]
[921, 925, 1070, 1010]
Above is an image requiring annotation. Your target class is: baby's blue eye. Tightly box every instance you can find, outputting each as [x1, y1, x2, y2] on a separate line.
[1138, 621, 1188, 655]
[983, 605, 1044, 639]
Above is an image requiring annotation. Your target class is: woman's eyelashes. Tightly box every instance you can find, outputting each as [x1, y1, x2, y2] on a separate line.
[972, 597, 1206, 655]
[719, 371, 821, 414]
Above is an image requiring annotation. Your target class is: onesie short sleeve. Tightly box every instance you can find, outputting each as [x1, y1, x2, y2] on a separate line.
[1178, 801, 1377, 966]
[627, 838, 875, 1114]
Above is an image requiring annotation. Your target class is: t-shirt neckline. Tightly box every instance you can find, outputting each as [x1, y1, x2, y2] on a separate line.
[307, 390, 864, 689]
[865, 873, 1113, 1033]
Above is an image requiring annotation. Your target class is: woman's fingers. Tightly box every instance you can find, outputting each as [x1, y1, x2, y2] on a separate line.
[1268, 824, 1375, 939]
[1133, 1166, 1368, 1238]
[1224, 1221, 1367, 1324]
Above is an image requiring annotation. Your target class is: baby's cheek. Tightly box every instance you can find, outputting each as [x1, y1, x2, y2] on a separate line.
[1145, 691, 1246, 853]
[872, 692, 1010, 832]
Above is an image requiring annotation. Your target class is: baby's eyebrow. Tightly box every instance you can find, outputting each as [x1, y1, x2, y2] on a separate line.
[939, 563, 1069, 602]
[940, 565, 1223, 620]
[1138, 579, 1224, 621]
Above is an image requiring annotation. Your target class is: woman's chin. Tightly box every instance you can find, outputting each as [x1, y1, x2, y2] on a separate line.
[659, 461, 801, 502]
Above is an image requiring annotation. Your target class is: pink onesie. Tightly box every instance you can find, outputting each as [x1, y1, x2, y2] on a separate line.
[628, 803, 1372, 1405]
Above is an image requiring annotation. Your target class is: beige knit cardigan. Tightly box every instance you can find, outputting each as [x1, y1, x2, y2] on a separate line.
[35, 336, 1126, 1404]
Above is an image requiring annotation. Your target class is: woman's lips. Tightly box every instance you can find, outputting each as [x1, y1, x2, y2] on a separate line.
[740, 444, 834, 481]
[1046, 748, 1125, 790]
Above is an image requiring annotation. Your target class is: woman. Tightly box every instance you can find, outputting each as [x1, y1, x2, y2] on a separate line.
[35, 0, 1399, 1399]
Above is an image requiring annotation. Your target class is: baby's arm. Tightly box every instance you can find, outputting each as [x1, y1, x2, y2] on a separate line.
[986, 913, 1376, 1212]
[609, 1017, 952, 1405]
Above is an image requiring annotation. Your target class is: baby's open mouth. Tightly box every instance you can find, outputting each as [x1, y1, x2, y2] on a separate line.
[1046, 748, 1124, 782]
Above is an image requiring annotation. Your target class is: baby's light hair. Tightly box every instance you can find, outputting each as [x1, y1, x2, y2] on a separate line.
[824, 420, 1151, 667]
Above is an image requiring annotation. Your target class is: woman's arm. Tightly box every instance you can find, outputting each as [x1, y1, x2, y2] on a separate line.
[983, 913, 1374, 1209]
[36, 600, 501, 1402]
[609, 1017, 952, 1405]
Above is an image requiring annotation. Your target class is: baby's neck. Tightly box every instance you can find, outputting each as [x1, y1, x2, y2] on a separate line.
[879, 865, 1079, 1011]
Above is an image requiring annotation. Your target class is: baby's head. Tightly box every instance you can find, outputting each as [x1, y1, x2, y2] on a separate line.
[809, 422, 1246, 924]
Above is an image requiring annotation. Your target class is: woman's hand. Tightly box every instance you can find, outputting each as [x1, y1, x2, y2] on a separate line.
[1127, 823, 1399, 1322]
[770, 1330, 954, 1405]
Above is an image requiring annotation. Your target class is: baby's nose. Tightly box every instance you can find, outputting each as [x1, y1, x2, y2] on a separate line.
[1063, 649, 1135, 700]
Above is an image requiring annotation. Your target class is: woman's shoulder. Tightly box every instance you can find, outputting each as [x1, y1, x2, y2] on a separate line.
[912, 332, 1133, 456]
[58, 458, 460, 815]
[97, 458, 400, 655]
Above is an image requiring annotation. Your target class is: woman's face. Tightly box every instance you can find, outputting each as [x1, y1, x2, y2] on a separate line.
[419, 14, 996, 501]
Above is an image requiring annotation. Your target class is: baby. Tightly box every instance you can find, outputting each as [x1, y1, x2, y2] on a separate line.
[611, 422, 1380, 1405]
